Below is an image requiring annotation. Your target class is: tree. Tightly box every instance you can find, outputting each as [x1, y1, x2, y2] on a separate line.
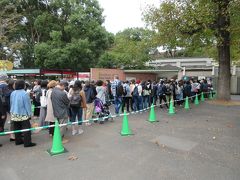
[0, 0, 112, 70]
[144, 0, 240, 100]
[34, 0, 113, 70]
[0, 0, 23, 62]
[97, 28, 153, 69]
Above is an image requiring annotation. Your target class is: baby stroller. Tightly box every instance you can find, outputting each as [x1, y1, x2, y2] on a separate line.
[94, 98, 113, 124]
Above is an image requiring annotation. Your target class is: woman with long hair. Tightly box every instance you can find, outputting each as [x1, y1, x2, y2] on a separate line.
[68, 80, 87, 135]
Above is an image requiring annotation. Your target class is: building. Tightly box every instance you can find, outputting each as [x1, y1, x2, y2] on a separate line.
[147, 57, 215, 80]
[4, 69, 77, 79]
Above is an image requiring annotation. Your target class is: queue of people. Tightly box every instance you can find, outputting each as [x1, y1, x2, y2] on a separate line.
[0, 72, 214, 147]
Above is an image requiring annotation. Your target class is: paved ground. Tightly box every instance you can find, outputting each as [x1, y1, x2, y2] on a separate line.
[0, 97, 240, 180]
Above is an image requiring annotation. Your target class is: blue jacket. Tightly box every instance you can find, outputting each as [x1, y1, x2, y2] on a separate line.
[10, 90, 32, 116]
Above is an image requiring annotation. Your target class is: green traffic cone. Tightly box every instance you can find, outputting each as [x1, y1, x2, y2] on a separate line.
[121, 111, 133, 136]
[209, 91, 213, 100]
[168, 100, 175, 115]
[201, 92, 205, 102]
[31, 104, 35, 113]
[194, 94, 199, 105]
[47, 120, 67, 156]
[148, 104, 159, 123]
[213, 91, 217, 99]
[184, 96, 190, 110]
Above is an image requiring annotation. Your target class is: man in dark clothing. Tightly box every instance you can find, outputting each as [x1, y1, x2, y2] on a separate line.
[0, 95, 3, 147]
[157, 81, 169, 108]
[183, 81, 192, 98]
[51, 82, 70, 141]
[200, 79, 209, 98]
[0, 73, 10, 132]
[84, 81, 96, 125]
[151, 81, 158, 105]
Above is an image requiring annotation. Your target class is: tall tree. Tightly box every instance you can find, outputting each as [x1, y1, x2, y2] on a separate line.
[0, 0, 23, 61]
[98, 28, 152, 69]
[144, 0, 240, 100]
[0, 0, 112, 71]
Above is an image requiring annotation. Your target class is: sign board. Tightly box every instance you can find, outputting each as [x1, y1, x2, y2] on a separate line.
[91, 68, 125, 81]
[73, 72, 90, 81]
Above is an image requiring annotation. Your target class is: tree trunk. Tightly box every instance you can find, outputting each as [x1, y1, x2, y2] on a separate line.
[217, 0, 231, 101]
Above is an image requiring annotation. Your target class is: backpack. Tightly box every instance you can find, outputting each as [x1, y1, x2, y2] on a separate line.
[40, 89, 47, 107]
[0, 85, 10, 111]
[116, 82, 124, 97]
[157, 84, 164, 96]
[132, 85, 139, 97]
[70, 90, 82, 108]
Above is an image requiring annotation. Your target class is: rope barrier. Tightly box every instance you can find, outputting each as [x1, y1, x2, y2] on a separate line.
[0, 91, 215, 136]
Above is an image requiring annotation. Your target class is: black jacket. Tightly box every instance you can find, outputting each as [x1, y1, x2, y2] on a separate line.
[84, 86, 96, 104]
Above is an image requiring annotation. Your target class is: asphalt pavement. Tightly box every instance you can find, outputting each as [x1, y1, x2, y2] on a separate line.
[0, 97, 240, 180]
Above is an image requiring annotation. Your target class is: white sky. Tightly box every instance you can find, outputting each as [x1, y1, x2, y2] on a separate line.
[98, 0, 160, 34]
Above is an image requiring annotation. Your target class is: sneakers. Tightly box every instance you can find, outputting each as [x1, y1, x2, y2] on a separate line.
[72, 129, 84, 136]
[85, 122, 92, 126]
[78, 129, 84, 135]
[72, 130, 78, 136]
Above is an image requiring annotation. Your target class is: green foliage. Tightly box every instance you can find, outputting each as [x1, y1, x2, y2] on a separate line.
[0, 0, 23, 61]
[97, 28, 153, 69]
[0, 0, 112, 70]
[143, 0, 240, 63]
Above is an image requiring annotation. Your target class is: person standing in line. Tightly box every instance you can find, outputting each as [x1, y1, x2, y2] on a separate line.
[122, 81, 131, 113]
[165, 80, 172, 107]
[84, 81, 96, 126]
[176, 80, 184, 106]
[151, 81, 158, 105]
[129, 80, 135, 111]
[10, 80, 36, 147]
[131, 79, 139, 111]
[32, 80, 41, 119]
[45, 80, 57, 136]
[96, 80, 106, 105]
[0, 73, 10, 132]
[0, 92, 4, 147]
[136, 80, 143, 111]
[170, 79, 177, 106]
[38, 80, 48, 128]
[8, 79, 16, 141]
[183, 81, 192, 99]
[200, 79, 209, 98]
[191, 79, 200, 102]
[51, 81, 70, 143]
[105, 80, 113, 105]
[157, 80, 169, 109]
[68, 80, 87, 135]
[142, 81, 151, 109]
[111, 75, 122, 114]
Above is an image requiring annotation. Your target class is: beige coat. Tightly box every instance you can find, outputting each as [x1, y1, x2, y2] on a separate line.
[45, 88, 55, 122]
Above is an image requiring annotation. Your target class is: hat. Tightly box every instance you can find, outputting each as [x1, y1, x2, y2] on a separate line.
[136, 80, 141, 84]
[0, 73, 8, 81]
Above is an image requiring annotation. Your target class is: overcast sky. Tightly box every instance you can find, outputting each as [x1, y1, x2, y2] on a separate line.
[97, 0, 160, 34]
